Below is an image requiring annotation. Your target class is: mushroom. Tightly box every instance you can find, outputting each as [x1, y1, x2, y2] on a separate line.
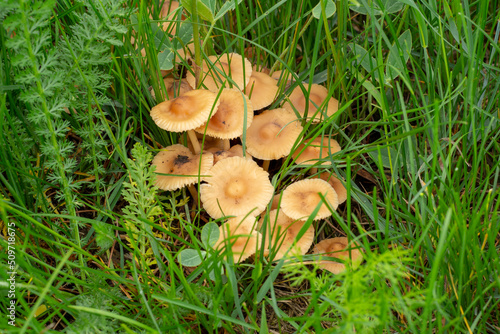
[200, 156, 274, 219]
[258, 209, 314, 260]
[281, 179, 338, 221]
[186, 53, 252, 91]
[151, 77, 192, 101]
[150, 89, 220, 153]
[244, 108, 303, 170]
[291, 136, 341, 174]
[244, 71, 279, 110]
[214, 216, 261, 263]
[318, 172, 347, 205]
[312, 237, 363, 274]
[151, 144, 213, 191]
[205, 145, 253, 165]
[194, 88, 253, 149]
[283, 83, 339, 122]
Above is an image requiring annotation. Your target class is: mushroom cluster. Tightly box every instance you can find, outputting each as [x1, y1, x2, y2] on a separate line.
[144, 3, 360, 269]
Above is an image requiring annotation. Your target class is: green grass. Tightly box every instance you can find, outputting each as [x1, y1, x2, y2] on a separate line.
[1, 0, 499, 333]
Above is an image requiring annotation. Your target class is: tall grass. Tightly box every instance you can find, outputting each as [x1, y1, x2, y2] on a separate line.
[0, 0, 499, 332]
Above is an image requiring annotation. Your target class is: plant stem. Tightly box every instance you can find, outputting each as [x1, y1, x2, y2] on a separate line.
[191, 0, 203, 88]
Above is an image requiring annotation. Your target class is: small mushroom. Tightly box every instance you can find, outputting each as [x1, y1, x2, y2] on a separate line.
[244, 108, 303, 166]
[150, 89, 220, 153]
[283, 83, 339, 122]
[244, 71, 279, 110]
[200, 156, 274, 219]
[258, 209, 314, 260]
[281, 179, 338, 221]
[186, 53, 252, 91]
[312, 237, 363, 274]
[214, 216, 261, 263]
[151, 144, 213, 191]
[318, 172, 347, 205]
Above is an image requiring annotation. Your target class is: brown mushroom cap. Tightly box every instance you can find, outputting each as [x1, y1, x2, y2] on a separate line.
[244, 71, 279, 110]
[245, 108, 303, 160]
[152, 144, 214, 190]
[258, 210, 314, 260]
[319, 172, 347, 204]
[206, 145, 253, 165]
[214, 216, 261, 263]
[194, 89, 253, 139]
[151, 77, 192, 101]
[292, 137, 341, 166]
[200, 157, 274, 219]
[281, 179, 338, 221]
[186, 53, 252, 91]
[312, 237, 363, 274]
[283, 84, 339, 122]
[150, 89, 220, 132]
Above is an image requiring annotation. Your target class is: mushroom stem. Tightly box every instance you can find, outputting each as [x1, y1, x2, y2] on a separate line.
[262, 160, 270, 171]
[187, 184, 198, 201]
[187, 130, 201, 154]
[223, 139, 230, 151]
[310, 167, 318, 175]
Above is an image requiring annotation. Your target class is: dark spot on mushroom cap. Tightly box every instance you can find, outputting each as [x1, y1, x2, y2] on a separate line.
[174, 155, 190, 166]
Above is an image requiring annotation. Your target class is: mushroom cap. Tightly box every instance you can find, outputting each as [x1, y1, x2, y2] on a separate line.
[194, 89, 253, 139]
[281, 179, 338, 221]
[312, 237, 363, 274]
[292, 137, 341, 166]
[151, 77, 192, 101]
[150, 89, 220, 132]
[206, 145, 253, 165]
[244, 71, 279, 110]
[214, 216, 261, 263]
[152, 144, 214, 190]
[319, 172, 347, 205]
[186, 53, 252, 91]
[258, 209, 314, 260]
[200, 157, 274, 219]
[245, 108, 303, 160]
[283, 84, 339, 122]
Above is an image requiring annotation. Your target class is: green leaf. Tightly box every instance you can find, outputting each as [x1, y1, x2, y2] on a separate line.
[348, 43, 380, 82]
[181, 0, 214, 23]
[367, 146, 399, 169]
[158, 49, 174, 71]
[312, 0, 336, 19]
[172, 21, 193, 49]
[349, 0, 405, 15]
[94, 222, 114, 251]
[201, 222, 220, 248]
[215, 0, 243, 21]
[385, 29, 412, 81]
[178, 249, 206, 267]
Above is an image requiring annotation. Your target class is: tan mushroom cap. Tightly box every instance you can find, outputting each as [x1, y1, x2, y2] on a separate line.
[245, 108, 303, 160]
[214, 216, 261, 263]
[206, 145, 253, 165]
[156, 1, 181, 34]
[312, 237, 363, 274]
[152, 144, 214, 190]
[194, 89, 253, 139]
[281, 179, 338, 221]
[200, 157, 274, 219]
[319, 172, 347, 204]
[150, 89, 220, 132]
[187, 133, 225, 153]
[244, 71, 279, 110]
[186, 53, 252, 91]
[151, 77, 192, 100]
[283, 84, 339, 122]
[292, 137, 341, 166]
[258, 210, 314, 260]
